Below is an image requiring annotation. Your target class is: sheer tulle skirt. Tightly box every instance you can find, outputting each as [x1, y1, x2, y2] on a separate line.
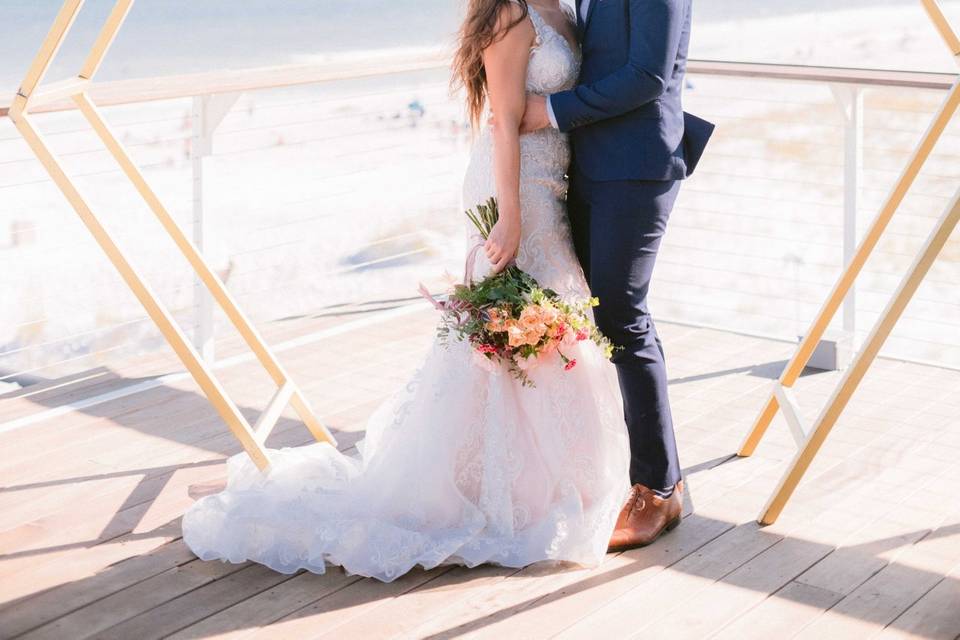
[182, 334, 631, 582]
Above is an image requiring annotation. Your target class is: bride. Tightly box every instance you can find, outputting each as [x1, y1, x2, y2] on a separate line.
[182, 0, 631, 582]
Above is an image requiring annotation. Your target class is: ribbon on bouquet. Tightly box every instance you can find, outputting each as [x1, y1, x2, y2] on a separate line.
[462, 241, 485, 285]
[418, 241, 485, 310]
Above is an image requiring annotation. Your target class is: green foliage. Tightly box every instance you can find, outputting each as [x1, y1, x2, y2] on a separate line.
[432, 197, 618, 386]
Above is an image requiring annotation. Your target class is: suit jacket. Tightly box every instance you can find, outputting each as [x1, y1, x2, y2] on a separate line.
[550, 0, 713, 181]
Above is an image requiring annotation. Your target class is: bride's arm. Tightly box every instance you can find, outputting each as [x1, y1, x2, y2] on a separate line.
[482, 3, 534, 274]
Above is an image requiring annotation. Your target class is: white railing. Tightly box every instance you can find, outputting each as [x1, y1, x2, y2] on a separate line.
[1, 55, 958, 388]
[669, 63, 959, 369]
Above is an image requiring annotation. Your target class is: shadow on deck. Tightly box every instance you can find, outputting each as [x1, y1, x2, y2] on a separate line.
[1, 307, 958, 639]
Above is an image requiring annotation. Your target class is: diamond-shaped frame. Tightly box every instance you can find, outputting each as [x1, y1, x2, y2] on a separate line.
[8, 0, 337, 471]
[739, 0, 960, 524]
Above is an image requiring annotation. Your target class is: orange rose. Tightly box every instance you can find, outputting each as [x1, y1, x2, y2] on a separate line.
[522, 326, 545, 346]
[540, 305, 560, 325]
[518, 306, 542, 329]
[507, 324, 527, 348]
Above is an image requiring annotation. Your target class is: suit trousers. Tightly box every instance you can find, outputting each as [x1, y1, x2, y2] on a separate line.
[567, 168, 683, 491]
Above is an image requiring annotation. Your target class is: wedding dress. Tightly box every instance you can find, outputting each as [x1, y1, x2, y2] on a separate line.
[182, 4, 631, 582]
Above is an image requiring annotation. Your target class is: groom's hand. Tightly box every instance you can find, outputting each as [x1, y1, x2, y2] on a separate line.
[519, 94, 551, 134]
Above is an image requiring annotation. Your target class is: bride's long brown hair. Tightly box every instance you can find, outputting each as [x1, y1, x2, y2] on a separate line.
[452, 0, 529, 129]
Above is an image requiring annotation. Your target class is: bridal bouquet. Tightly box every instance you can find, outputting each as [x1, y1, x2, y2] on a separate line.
[420, 197, 614, 387]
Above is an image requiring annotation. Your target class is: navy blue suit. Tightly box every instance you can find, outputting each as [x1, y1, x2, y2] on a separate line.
[551, 0, 713, 490]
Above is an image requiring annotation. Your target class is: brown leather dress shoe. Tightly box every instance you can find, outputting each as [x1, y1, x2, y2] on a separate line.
[607, 481, 683, 552]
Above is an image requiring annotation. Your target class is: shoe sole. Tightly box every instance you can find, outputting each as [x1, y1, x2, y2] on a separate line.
[606, 515, 682, 553]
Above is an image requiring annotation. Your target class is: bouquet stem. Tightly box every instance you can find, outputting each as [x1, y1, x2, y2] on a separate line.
[464, 197, 500, 241]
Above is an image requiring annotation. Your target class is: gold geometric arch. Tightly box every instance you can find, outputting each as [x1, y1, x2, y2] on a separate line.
[8, 0, 337, 471]
[740, 0, 960, 524]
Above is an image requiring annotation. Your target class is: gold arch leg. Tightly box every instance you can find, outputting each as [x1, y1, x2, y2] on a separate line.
[740, 0, 960, 524]
[9, 0, 338, 471]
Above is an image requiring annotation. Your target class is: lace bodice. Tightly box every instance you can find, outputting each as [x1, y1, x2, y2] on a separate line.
[523, 4, 580, 96]
[462, 3, 583, 294]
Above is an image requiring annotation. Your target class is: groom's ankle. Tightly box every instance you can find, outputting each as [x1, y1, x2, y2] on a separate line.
[650, 480, 683, 500]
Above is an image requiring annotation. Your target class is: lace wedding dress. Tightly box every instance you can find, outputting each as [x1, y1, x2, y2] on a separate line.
[182, 5, 631, 582]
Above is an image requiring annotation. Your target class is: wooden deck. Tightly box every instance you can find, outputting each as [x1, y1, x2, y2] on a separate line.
[1, 305, 958, 640]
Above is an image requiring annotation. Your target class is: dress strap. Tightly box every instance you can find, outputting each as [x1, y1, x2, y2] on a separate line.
[525, 4, 547, 47]
[507, 1, 545, 47]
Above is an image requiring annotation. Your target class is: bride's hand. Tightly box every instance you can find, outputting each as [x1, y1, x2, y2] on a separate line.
[485, 216, 521, 274]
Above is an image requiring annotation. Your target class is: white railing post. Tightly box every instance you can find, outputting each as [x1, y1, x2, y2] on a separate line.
[190, 96, 212, 363]
[842, 86, 864, 341]
[832, 84, 864, 357]
[190, 92, 241, 363]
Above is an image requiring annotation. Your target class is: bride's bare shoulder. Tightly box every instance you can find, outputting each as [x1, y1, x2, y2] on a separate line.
[488, 1, 536, 47]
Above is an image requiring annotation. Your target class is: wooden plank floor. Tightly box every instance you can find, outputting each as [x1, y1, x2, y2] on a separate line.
[1, 307, 958, 640]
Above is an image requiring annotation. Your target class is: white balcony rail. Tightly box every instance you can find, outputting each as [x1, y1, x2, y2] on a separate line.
[1, 54, 958, 389]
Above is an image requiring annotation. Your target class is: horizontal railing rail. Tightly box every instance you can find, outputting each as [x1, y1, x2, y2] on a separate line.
[0, 51, 451, 118]
[2, 58, 956, 118]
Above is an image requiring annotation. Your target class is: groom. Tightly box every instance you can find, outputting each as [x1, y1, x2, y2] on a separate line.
[521, 0, 713, 550]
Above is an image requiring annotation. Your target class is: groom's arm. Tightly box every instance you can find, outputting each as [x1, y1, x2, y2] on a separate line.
[549, 0, 685, 132]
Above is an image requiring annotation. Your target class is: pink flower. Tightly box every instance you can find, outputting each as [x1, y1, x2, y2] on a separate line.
[564, 359, 578, 371]
[576, 329, 589, 341]
[476, 344, 498, 354]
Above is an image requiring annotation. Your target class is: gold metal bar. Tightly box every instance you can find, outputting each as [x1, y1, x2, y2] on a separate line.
[742, 2, 960, 523]
[759, 186, 960, 525]
[739, 395, 780, 456]
[73, 92, 337, 448]
[290, 390, 339, 448]
[921, 0, 960, 56]
[738, 78, 960, 458]
[79, 0, 135, 80]
[17, 0, 85, 100]
[10, 0, 339, 471]
[8, 94, 29, 122]
[12, 110, 271, 471]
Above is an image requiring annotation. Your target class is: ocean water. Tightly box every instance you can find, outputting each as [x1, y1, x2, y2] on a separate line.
[0, 0, 927, 90]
